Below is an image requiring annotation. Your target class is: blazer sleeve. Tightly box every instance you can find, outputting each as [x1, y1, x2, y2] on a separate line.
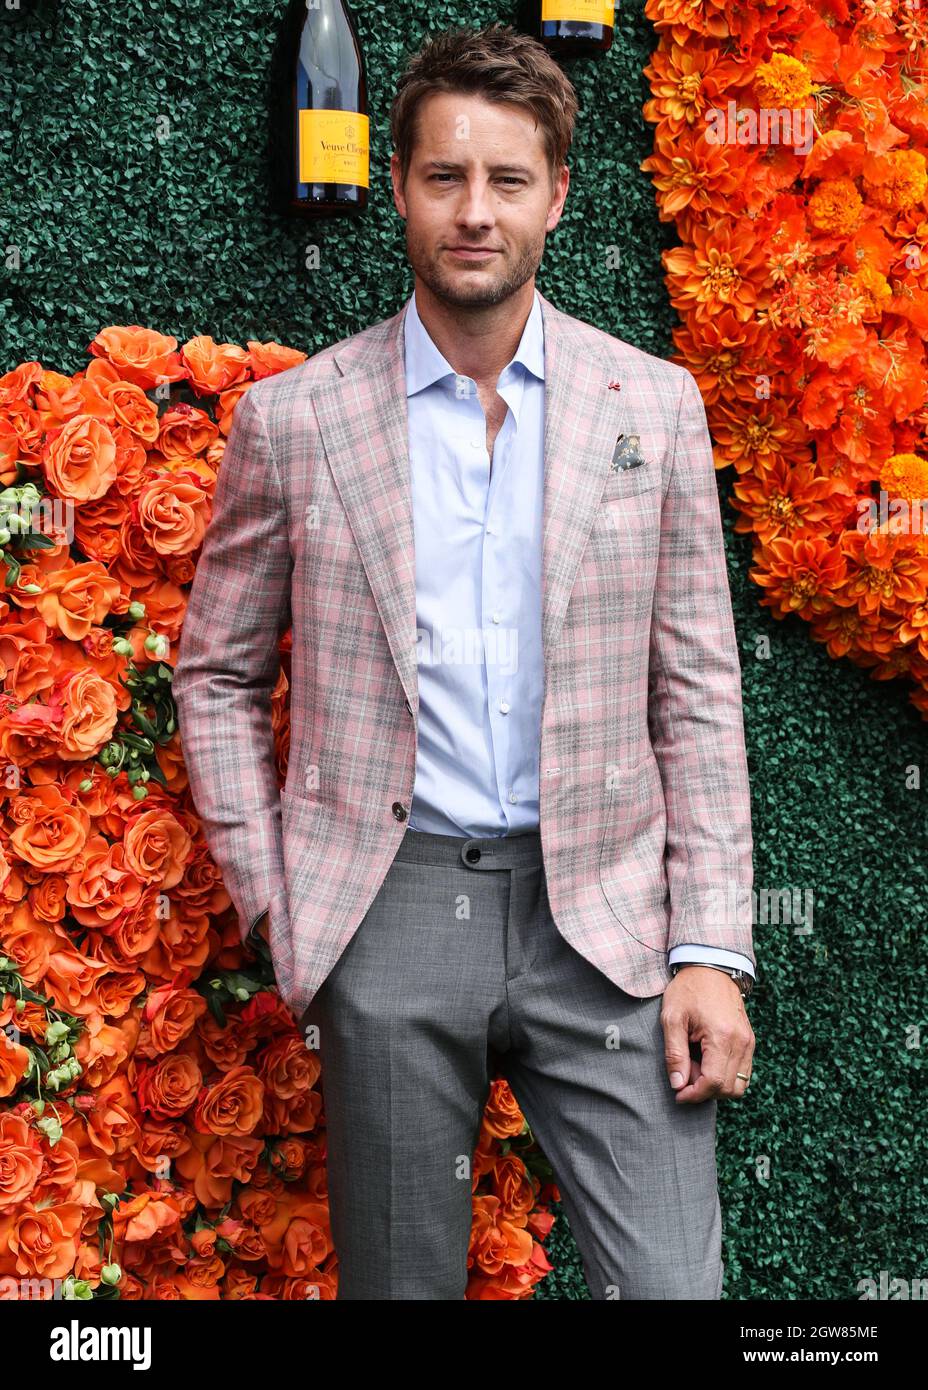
[648, 366, 755, 967]
[171, 383, 292, 943]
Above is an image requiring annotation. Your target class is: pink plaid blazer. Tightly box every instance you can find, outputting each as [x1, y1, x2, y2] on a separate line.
[172, 290, 755, 1019]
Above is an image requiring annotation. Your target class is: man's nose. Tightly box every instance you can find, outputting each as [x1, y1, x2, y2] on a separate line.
[454, 179, 496, 225]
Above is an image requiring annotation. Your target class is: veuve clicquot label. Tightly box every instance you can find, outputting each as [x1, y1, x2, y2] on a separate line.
[298, 109, 370, 188]
[541, 0, 613, 22]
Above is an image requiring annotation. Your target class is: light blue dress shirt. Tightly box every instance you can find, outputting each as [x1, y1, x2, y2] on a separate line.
[402, 287, 754, 981]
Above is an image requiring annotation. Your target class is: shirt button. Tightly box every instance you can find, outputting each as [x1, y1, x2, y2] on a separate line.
[500, 701, 510, 714]
[392, 802, 407, 821]
[486, 523, 497, 535]
[491, 612, 501, 624]
[508, 791, 517, 803]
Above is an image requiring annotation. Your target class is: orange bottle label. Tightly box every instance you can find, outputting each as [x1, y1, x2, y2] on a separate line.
[298, 109, 369, 188]
[541, 0, 613, 24]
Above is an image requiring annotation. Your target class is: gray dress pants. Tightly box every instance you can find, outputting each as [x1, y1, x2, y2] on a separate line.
[297, 826, 723, 1301]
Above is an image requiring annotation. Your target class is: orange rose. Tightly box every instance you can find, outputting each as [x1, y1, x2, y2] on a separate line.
[92, 968, 148, 1021]
[0, 1033, 32, 1099]
[57, 668, 119, 759]
[481, 1077, 527, 1140]
[491, 1152, 538, 1223]
[0, 360, 42, 407]
[66, 835, 143, 927]
[259, 1035, 321, 1102]
[157, 404, 219, 460]
[88, 327, 186, 391]
[173, 1131, 264, 1207]
[132, 1120, 190, 1176]
[45, 415, 118, 501]
[34, 559, 122, 640]
[72, 1012, 137, 1090]
[468, 1194, 534, 1275]
[71, 489, 131, 565]
[0, 1106, 44, 1217]
[247, 340, 307, 380]
[0, 907, 55, 991]
[29, 873, 68, 923]
[136, 1053, 202, 1119]
[192, 1066, 265, 1137]
[0, 615, 54, 701]
[0, 701, 62, 767]
[0, 1114, 44, 1210]
[84, 1076, 140, 1156]
[42, 948, 111, 1018]
[8, 784, 91, 873]
[180, 336, 250, 395]
[113, 1191, 183, 1244]
[7, 1201, 84, 1279]
[140, 984, 207, 1055]
[274, 1200, 333, 1277]
[136, 475, 210, 556]
[122, 807, 192, 890]
[106, 380, 160, 444]
[133, 578, 187, 641]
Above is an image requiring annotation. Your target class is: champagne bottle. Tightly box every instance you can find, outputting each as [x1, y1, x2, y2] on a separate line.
[269, 0, 369, 217]
[533, 0, 614, 57]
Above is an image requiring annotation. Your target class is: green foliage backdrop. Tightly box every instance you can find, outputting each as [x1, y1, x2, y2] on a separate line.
[2, 0, 925, 1300]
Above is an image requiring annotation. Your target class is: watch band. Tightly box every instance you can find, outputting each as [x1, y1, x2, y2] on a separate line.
[671, 961, 754, 998]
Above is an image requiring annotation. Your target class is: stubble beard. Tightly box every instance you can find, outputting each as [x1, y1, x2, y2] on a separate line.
[406, 227, 546, 310]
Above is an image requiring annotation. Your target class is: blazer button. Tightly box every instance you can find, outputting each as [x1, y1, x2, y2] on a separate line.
[392, 802, 407, 821]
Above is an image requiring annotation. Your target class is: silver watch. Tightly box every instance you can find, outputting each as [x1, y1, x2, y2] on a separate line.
[672, 962, 754, 999]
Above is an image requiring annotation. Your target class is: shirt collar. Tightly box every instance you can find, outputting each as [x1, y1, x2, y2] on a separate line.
[403, 285, 545, 397]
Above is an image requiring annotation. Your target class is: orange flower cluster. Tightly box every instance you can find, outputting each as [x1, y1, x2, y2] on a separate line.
[0, 328, 556, 1300]
[642, 2, 928, 716]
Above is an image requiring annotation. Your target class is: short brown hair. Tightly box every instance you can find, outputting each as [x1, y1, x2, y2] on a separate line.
[389, 24, 579, 190]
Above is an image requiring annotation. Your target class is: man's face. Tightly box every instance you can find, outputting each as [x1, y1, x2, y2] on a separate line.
[391, 92, 569, 310]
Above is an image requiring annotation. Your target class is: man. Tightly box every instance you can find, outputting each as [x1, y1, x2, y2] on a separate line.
[172, 23, 756, 1301]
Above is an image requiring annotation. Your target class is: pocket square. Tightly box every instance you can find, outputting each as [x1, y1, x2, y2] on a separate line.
[610, 433, 649, 471]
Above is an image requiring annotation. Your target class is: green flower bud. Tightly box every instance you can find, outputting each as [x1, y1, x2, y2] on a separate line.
[127, 601, 145, 620]
[100, 1263, 122, 1286]
[62, 1276, 93, 1300]
[36, 1114, 63, 1143]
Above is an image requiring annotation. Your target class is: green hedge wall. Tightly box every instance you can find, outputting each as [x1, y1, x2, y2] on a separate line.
[2, 0, 925, 1301]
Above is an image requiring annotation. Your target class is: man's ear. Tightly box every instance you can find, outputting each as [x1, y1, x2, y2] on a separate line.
[390, 152, 407, 219]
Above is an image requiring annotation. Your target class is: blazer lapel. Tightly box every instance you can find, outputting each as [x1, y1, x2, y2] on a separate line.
[309, 290, 629, 718]
[310, 304, 420, 714]
[536, 291, 628, 663]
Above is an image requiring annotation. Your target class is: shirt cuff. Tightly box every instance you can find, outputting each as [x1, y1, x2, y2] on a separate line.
[668, 944, 756, 979]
